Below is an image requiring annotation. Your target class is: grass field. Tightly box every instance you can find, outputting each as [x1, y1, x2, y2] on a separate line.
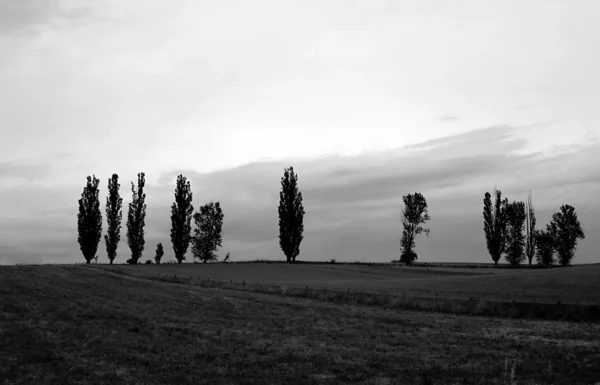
[100, 262, 600, 304]
[2, 264, 600, 384]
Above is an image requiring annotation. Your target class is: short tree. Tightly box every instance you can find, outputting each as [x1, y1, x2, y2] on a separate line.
[534, 228, 555, 266]
[483, 188, 508, 266]
[77, 175, 103, 264]
[126, 172, 147, 264]
[399, 192, 431, 265]
[504, 201, 527, 266]
[278, 167, 305, 263]
[104, 174, 123, 265]
[192, 202, 224, 263]
[548, 205, 585, 266]
[170, 174, 194, 264]
[155, 242, 164, 264]
[223, 251, 230, 263]
[524, 190, 536, 266]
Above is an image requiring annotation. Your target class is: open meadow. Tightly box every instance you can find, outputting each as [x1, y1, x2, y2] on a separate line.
[2, 263, 600, 384]
[101, 262, 600, 305]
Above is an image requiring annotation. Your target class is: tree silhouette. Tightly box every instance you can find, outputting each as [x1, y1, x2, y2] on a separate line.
[170, 174, 194, 264]
[525, 190, 536, 266]
[534, 228, 555, 266]
[399, 192, 431, 265]
[126, 172, 147, 264]
[104, 174, 123, 265]
[155, 242, 164, 264]
[483, 188, 508, 266]
[549, 205, 585, 266]
[504, 200, 526, 266]
[192, 202, 224, 263]
[278, 167, 305, 263]
[77, 175, 103, 264]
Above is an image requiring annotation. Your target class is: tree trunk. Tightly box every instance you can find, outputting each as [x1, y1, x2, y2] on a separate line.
[86, 260, 90, 264]
[109, 260, 113, 265]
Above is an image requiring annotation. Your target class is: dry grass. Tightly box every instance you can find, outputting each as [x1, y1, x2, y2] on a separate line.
[99, 265, 600, 322]
[99, 262, 600, 305]
[2, 265, 600, 384]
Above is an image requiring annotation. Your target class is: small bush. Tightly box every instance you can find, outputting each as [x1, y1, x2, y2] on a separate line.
[145, 260, 152, 264]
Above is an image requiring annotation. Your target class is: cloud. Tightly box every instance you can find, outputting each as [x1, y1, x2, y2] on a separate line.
[0, 125, 598, 265]
[0, 0, 96, 37]
[0, 161, 53, 183]
[438, 115, 460, 122]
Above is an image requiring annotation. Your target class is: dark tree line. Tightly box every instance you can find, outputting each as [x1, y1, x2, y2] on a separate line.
[483, 188, 585, 267]
[77, 173, 226, 265]
[76, 170, 586, 267]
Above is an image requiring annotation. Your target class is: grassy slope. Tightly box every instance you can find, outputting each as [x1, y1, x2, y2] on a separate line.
[2, 265, 600, 384]
[105, 263, 600, 304]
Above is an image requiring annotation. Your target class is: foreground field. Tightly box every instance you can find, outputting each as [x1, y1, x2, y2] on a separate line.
[1, 265, 600, 384]
[104, 262, 600, 304]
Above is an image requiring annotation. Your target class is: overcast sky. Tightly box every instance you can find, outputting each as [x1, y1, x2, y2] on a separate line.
[1, 0, 598, 265]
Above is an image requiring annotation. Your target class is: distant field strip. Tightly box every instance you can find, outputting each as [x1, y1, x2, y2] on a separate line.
[93, 264, 600, 322]
[96, 262, 600, 305]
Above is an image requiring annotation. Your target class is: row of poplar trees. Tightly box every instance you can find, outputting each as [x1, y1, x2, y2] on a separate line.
[77, 167, 437, 265]
[77, 173, 224, 264]
[483, 188, 585, 267]
[77, 167, 307, 264]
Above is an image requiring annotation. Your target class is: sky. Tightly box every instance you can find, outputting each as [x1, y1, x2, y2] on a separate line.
[0, 0, 598, 265]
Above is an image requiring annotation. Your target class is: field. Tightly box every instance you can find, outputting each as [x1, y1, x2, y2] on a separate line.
[2, 263, 600, 384]
[102, 262, 600, 304]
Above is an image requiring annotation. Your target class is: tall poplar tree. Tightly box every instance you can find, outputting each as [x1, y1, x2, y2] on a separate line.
[126, 172, 147, 264]
[77, 175, 103, 264]
[505, 200, 527, 266]
[104, 174, 123, 264]
[483, 188, 508, 266]
[170, 174, 194, 264]
[525, 190, 536, 266]
[278, 167, 305, 263]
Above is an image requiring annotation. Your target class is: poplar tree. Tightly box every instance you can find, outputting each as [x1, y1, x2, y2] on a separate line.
[155, 242, 164, 264]
[170, 174, 194, 264]
[77, 175, 103, 264]
[505, 201, 527, 266]
[278, 167, 305, 263]
[104, 174, 123, 264]
[483, 188, 508, 266]
[126, 172, 147, 264]
[525, 190, 536, 266]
